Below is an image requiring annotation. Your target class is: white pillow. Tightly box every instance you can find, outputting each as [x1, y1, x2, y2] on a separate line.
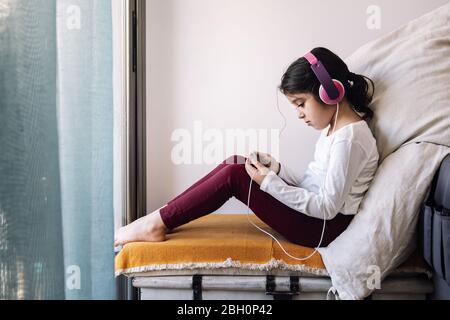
[318, 3, 450, 299]
[346, 3, 450, 162]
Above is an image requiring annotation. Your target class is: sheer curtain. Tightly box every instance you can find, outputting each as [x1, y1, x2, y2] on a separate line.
[0, 0, 115, 299]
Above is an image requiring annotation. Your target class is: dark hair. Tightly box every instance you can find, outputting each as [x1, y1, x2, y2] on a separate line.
[279, 47, 375, 122]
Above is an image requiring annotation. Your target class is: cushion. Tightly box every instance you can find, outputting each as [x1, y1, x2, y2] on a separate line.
[115, 214, 430, 278]
[346, 3, 450, 163]
[116, 214, 326, 276]
[318, 3, 450, 300]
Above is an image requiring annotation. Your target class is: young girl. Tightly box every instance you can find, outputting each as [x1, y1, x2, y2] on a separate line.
[115, 47, 379, 248]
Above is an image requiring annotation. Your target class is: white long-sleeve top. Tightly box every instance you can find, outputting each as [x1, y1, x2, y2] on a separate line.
[259, 120, 379, 220]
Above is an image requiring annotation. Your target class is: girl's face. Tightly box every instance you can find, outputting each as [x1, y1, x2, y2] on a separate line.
[286, 93, 335, 130]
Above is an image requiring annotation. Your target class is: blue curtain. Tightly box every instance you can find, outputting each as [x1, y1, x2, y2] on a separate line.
[0, 0, 115, 300]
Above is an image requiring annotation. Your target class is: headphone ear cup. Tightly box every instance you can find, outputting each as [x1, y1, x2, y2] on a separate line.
[319, 79, 345, 105]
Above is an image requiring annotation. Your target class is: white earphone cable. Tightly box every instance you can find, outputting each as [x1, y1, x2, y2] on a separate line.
[246, 95, 340, 261]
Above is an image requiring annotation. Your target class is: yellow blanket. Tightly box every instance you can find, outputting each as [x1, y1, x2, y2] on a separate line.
[115, 214, 428, 277]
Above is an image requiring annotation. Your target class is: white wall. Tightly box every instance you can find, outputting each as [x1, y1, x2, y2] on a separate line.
[146, 0, 449, 214]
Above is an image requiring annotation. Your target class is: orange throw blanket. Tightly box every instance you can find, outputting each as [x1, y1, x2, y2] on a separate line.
[115, 214, 429, 277]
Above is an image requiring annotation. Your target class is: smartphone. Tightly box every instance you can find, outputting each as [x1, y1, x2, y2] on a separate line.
[257, 153, 272, 168]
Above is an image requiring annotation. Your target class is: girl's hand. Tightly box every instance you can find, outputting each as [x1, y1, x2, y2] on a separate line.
[248, 151, 281, 175]
[255, 152, 281, 175]
[245, 157, 271, 186]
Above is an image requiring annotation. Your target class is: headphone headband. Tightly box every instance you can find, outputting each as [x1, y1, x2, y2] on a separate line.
[303, 52, 340, 100]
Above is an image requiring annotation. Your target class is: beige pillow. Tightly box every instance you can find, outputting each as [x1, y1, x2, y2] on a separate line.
[345, 3, 450, 162]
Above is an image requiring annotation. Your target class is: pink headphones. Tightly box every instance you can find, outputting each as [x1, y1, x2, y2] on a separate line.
[303, 52, 345, 105]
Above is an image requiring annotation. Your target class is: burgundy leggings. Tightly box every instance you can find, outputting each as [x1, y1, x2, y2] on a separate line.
[159, 155, 353, 248]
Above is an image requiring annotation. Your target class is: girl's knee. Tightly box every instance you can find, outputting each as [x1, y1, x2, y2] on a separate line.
[223, 154, 247, 165]
[220, 156, 248, 185]
[221, 164, 250, 194]
[220, 163, 249, 186]
[222, 163, 246, 175]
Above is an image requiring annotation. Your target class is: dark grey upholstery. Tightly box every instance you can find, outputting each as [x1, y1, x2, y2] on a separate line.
[419, 154, 450, 299]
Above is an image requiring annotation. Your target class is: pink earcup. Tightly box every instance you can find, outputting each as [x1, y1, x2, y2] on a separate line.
[319, 79, 345, 105]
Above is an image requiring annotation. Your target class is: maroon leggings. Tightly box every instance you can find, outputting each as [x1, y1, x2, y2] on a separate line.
[159, 155, 353, 248]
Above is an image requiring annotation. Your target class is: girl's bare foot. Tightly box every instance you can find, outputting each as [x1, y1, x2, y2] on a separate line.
[114, 210, 169, 246]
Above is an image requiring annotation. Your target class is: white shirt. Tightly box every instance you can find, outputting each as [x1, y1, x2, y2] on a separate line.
[260, 120, 379, 220]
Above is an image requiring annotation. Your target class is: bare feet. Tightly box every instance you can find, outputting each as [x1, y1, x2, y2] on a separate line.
[114, 210, 169, 247]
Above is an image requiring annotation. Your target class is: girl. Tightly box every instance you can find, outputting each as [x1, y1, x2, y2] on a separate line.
[115, 47, 379, 248]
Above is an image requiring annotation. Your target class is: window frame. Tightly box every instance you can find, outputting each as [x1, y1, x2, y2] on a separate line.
[113, 0, 146, 300]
